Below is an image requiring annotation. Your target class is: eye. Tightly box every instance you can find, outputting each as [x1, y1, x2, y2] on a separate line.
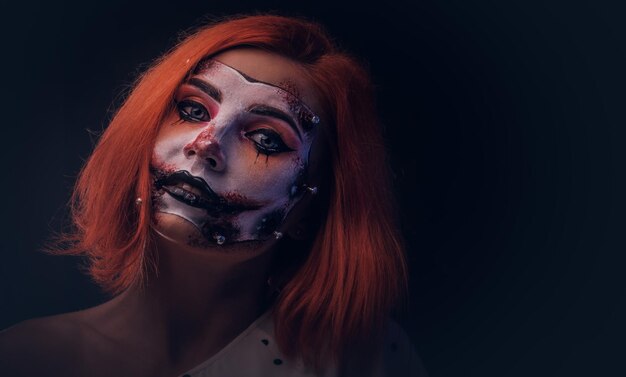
[176, 100, 210, 122]
[245, 129, 294, 155]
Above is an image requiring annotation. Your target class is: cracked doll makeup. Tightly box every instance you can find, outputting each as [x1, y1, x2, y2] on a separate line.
[151, 59, 320, 246]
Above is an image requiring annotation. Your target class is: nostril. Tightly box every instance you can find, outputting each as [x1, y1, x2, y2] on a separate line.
[186, 150, 196, 157]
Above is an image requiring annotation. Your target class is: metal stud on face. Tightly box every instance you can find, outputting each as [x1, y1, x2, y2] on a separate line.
[213, 233, 226, 245]
[310, 115, 320, 124]
[273, 231, 283, 240]
[303, 185, 318, 195]
[135, 197, 143, 206]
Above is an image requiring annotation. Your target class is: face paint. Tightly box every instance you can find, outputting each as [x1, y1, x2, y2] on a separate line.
[151, 59, 319, 246]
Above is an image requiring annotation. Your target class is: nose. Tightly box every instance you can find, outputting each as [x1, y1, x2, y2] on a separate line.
[183, 127, 226, 171]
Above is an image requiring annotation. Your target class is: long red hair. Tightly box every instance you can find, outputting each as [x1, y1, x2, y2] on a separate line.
[57, 14, 408, 369]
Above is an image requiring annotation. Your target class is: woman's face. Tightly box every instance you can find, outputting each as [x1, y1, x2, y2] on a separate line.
[151, 49, 322, 248]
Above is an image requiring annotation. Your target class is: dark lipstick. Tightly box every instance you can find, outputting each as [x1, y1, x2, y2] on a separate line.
[154, 170, 261, 214]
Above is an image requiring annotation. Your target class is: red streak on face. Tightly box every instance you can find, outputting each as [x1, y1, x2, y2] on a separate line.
[277, 85, 304, 120]
[275, 79, 318, 130]
[193, 59, 219, 75]
[151, 158, 177, 175]
[222, 191, 265, 208]
[277, 79, 300, 98]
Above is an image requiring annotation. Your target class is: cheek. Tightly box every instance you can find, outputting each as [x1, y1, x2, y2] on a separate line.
[231, 152, 307, 200]
[152, 128, 200, 167]
[151, 154, 178, 173]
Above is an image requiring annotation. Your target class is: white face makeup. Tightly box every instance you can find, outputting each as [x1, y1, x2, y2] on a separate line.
[151, 59, 319, 246]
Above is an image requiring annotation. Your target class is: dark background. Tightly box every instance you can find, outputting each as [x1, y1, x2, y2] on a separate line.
[1, 1, 625, 376]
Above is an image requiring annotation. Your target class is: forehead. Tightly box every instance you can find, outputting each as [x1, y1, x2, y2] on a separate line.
[195, 60, 295, 104]
[190, 58, 320, 129]
[212, 48, 316, 103]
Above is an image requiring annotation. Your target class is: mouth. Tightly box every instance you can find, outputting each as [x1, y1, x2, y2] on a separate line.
[154, 170, 262, 214]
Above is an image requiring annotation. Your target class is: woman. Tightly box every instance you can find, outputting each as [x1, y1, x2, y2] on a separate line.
[0, 14, 426, 376]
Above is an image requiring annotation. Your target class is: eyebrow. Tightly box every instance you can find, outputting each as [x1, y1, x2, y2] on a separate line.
[249, 105, 302, 141]
[188, 77, 222, 103]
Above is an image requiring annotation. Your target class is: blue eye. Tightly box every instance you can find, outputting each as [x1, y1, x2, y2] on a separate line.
[177, 100, 210, 122]
[245, 129, 293, 155]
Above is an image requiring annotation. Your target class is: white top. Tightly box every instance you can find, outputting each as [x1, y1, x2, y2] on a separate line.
[178, 311, 428, 377]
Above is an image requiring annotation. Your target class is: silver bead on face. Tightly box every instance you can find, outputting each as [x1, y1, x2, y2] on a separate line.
[214, 234, 226, 245]
[273, 231, 283, 240]
[304, 185, 318, 195]
[310, 115, 320, 125]
[135, 197, 143, 206]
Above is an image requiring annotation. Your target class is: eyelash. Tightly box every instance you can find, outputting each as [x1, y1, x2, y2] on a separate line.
[245, 129, 294, 156]
[175, 99, 293, 156]
[176, 100, 210, 122]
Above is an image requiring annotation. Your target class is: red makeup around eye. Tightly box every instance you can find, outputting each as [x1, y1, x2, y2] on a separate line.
[176, 84, 220, 121]
[152, 59, 317, 245]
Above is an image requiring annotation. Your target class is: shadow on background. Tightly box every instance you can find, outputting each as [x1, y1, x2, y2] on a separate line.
[1, 1, 625, 376]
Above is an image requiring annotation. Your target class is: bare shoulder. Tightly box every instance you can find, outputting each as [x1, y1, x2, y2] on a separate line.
[0, 313, 87, 376]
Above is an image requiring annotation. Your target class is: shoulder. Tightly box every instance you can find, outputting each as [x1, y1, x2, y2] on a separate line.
[0, 313, 89, 376]
[339, 319, 428, 377]
[375, 319, 429, 377]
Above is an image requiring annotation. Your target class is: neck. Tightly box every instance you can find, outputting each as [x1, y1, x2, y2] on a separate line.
[148, 235, 272, 325]
[97, 231, 275, 372]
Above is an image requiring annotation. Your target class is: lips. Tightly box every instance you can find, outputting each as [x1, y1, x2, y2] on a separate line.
[154, 170, 261, 214]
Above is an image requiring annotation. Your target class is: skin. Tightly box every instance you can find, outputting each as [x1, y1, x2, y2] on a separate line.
[0, 48, 325, 377]
[151, 59, 320, 245]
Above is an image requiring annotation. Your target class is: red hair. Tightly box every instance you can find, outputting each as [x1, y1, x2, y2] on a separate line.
[57, 15, 408, 370]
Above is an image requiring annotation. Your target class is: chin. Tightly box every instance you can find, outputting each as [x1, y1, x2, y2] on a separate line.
[152, 212, 271, 256]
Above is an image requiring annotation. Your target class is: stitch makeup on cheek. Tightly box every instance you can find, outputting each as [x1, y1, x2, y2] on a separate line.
[150, 59, 321, 247]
